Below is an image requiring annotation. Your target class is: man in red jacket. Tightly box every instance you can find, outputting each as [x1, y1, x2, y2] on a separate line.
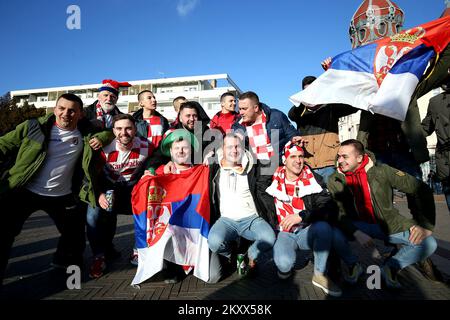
[210, 92, 239, 135]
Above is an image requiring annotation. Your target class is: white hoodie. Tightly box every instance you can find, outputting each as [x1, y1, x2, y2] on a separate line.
[216, 148, 257, 221]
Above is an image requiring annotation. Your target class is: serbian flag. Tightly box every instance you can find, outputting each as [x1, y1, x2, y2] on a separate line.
[290, 16, 450, 121]
[131, 165, 211, 285]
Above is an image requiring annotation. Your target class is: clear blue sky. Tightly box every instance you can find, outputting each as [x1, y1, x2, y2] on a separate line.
[0, 0, 446, 114]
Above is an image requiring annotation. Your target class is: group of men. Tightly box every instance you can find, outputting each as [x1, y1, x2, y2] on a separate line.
[0, 75, 445, 298]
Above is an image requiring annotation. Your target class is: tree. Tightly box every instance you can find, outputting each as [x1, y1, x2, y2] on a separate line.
[0, 92, 45, 136]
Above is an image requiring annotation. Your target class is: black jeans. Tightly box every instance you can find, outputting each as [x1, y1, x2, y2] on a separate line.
[0, 189, 86, 283]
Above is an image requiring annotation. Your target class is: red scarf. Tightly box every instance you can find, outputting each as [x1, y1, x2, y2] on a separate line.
[266, 165, 323, 232]
[240, 111, 274, 160]
[344, 154, 376, 224]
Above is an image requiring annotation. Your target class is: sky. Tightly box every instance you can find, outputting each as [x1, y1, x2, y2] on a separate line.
[0, 0, 447, 114]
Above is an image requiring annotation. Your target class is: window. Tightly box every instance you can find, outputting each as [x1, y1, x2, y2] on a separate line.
[48, 91, 57, 101]
[377, 22, 387, 36]
[358, 29, 366, 42]
[129, 85, 140, 95]
[128, 102, 139, 113]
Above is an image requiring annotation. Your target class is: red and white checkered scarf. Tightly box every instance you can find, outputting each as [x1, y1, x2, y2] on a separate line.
[240, 111, 274, 160]
[143, 116, 163, 148]
[96, 102, 118, 129]
[266, 142, 322, 232]
[101, 137, 153, 186]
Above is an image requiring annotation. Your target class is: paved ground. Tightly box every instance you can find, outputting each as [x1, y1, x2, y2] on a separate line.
[1, 196, 449, 301]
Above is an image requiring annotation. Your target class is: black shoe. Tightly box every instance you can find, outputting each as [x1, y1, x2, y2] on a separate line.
[416, 258, 444, 283]
[105, 247, 121, 262]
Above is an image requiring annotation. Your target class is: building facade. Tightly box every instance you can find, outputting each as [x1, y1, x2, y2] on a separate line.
[10, 74, 242, 122]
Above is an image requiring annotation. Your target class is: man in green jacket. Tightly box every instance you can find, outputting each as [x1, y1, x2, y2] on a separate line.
[0, 93, 111, 284]
[328, 139, 437, 289]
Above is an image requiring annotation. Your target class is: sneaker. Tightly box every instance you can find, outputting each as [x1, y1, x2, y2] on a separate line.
[277, 270, 292, 280]
[245, 259, 257, 278]
[129, 253, 139, 266]
[381, 264, 402, 289]
[162, 262, 180, 284]
[89, 256, 106, 279]
[312, 274, 343, 297]
[164, 276, 179, 284]
[343, 262, 364, 284]
[130, 249, 139, 266]
[416, 258, 444, 283]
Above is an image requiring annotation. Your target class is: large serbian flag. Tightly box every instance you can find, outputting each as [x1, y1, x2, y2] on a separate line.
[131, 165, 211, 285]
[290, 16, 450, 121]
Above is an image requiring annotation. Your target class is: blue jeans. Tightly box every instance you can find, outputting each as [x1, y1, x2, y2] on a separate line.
[273, 221, 332, 274]
[332, 228, 361, 267]
[208, 214, 275, 261]
[337, 221, 437, 270]
[86, 204, 118, 256]
[313, 166, 336, 184]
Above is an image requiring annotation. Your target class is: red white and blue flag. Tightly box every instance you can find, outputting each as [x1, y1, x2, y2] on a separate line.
[290, 16, 450, 121]
[131, 165, 211, 285]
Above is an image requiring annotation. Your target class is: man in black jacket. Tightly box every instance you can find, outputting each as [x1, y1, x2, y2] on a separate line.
[288, 76, 356, 183]
[208, 133, 276, 274]
[84, 79, 131, 129]
[422, 70, 450, 213]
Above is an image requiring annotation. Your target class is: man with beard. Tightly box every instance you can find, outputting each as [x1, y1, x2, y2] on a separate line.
[87, 114, 153, 278]
[328, 139, 437, 289]
[84, 79, 131, 129]
[156, 101, 211, 173]
[143, 129, 222, 284]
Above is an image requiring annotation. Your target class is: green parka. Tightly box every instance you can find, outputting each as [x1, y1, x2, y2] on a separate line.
[327, 156, 435, 237]
[0, 113, 113, 207]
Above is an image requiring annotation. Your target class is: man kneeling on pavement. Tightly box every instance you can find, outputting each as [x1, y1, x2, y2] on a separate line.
[207, 133, 276, 276]
[265, 141, 364, 297]
[328, 139, 437, 289]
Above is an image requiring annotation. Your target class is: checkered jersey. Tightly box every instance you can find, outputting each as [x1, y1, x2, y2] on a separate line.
[143, 116, 163, 148]
[240, 111, 274, 160]
[101, 137, 153, 186]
